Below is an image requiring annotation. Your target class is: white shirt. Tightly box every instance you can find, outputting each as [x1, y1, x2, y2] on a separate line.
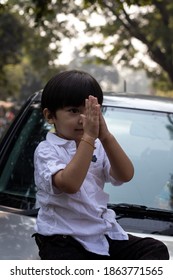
[34, 132, 128, 255]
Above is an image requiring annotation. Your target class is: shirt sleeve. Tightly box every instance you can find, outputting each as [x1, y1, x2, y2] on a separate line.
[34, 141, 66, 194]
[101, 145, 123, 186]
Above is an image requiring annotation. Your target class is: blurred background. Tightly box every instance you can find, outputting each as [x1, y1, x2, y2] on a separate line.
[1, 0, 173, 137]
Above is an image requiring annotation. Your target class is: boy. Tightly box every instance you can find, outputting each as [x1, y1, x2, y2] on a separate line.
[33, 69, 169, 259]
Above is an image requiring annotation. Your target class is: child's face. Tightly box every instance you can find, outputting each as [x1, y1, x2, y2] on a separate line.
[50, 105, 86, 143]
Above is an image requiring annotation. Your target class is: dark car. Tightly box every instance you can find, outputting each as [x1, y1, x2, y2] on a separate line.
[0, 91, 173, 259]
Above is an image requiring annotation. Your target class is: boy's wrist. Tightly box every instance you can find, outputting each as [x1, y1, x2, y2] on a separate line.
[82, 133, 96, 142]
[100, 132, 113, 144]
[81, 134, 96, 149]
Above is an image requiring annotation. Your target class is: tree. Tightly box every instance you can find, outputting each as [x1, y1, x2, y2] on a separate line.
[1, 0, 173, 92]
[0, 2, 65, 100]
[80, 0, 173, 91]
[6, 0, 172, 91]
[0, 11, 24, 98]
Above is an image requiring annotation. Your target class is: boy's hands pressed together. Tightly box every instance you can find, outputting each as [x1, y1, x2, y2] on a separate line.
[83, 95, 111, 142]
[81, 95, 100, 140]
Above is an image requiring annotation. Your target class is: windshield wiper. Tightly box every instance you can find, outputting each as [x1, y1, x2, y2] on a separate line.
[108, 203, 173, 221]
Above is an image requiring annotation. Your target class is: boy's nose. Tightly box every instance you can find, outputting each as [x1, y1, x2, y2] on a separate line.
[78, 115, 83, 124]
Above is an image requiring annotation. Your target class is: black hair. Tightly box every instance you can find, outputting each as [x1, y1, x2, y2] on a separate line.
[41, 69, 103, 113]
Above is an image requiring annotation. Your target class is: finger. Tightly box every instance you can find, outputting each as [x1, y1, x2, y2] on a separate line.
[88, 96, 97, 109]
[86, 96, 99, 122]
[89, 95, 98, 106]
[85, 98, 89, 118]
[88, 96, 94, 119]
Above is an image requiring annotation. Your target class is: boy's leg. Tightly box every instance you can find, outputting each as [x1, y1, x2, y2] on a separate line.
[33, 233, 89, 259]
[32, 233, 108, 260]
[108, 234, 169, 260]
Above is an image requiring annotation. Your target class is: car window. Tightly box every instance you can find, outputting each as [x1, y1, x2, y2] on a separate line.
[103, 107, 173, 211]
[0, 104, 52, 211]
[0, 103, 173, 213]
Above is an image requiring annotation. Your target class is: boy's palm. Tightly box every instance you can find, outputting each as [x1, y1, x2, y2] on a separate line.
[81, 96, 100, 139]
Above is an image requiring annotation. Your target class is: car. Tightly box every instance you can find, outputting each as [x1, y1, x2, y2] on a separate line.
[0, 91, 173, 259]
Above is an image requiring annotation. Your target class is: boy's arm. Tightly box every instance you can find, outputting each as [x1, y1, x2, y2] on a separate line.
[52, 134, 96, 194]
[99, 112, 134, 183]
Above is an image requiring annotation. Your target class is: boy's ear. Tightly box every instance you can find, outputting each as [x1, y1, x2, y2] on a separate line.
[43, 108, 54, 124]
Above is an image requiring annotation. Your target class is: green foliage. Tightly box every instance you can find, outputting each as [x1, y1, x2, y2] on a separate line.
[81, 0, 173, 90]
[0, 12, 24, 67]
[0, 1, 64, 101]
[1, 0, 173, 96]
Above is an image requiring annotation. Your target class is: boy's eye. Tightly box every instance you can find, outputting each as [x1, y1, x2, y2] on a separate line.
[68, 108, 80, 113]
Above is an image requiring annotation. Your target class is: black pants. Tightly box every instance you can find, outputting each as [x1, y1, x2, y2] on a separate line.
[32, 233, 169, 260]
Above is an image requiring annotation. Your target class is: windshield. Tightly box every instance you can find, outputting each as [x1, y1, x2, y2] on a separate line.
[0, 103, 173, 213]
[103, 106, 173, 212]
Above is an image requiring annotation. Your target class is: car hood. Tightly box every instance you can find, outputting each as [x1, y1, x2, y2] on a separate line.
[1, 210, 172, 260]
[0, 210, 39, 260]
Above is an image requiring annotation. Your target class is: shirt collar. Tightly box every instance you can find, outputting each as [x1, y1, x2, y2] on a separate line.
[46, 132, 76, 150]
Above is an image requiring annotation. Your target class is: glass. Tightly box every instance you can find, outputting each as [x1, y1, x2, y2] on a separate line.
[0, 103, 173, 213]
[103, 106, 173, 212]
[0, 105, 52, 210]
